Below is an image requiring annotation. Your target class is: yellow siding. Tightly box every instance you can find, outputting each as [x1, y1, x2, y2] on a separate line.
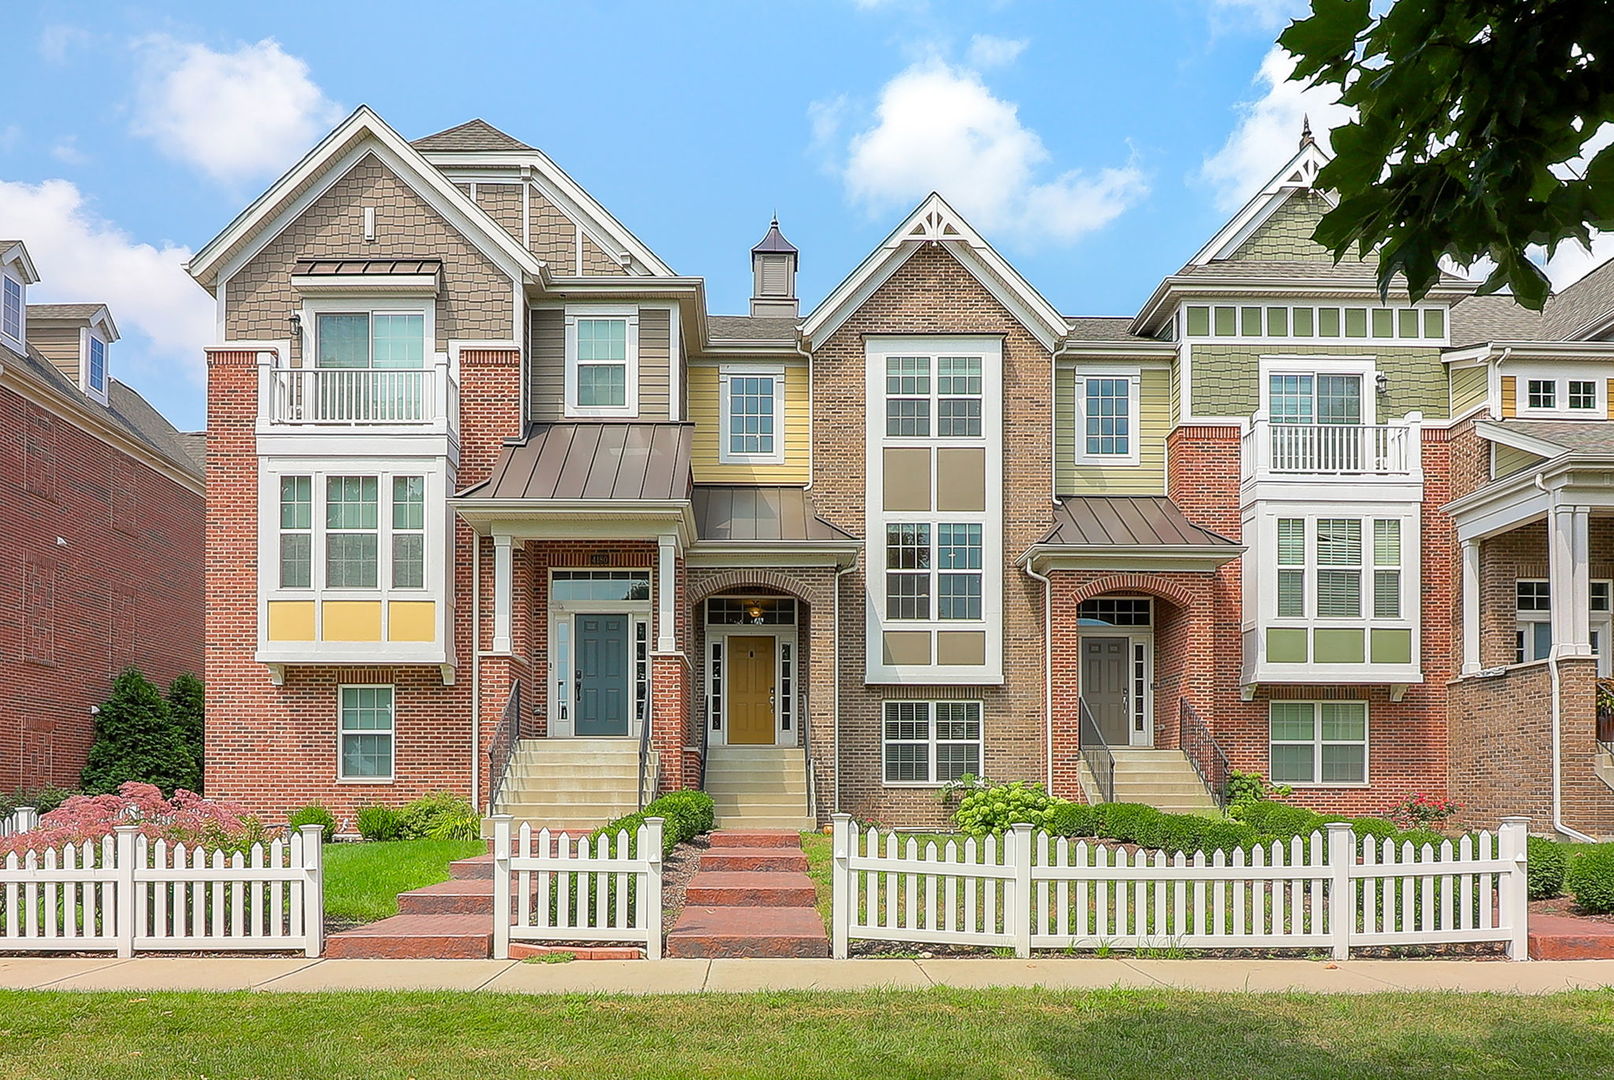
[324, 601, 383, 642]
[1500, 376, 1517, 418]
[689, 362, 810, 484]
[388, 601, 436, 642]
[1449, 365, 1488, 418]
[1055, 366, 1169, 495]
[266, 601, 315, 642]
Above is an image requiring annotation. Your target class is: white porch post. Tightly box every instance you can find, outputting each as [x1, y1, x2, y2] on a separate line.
[1549, 501, 1592, 657]
[1461, 539, 1481, 675]
[493, 533, 514, 655]
[657, 533, 677, 653]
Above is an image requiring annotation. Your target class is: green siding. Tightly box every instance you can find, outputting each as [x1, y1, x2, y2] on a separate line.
[1055, 366, 1169, 495]
[1314, 628, 1366, 664]
[1449, 364, 1488, 418]
[1493, 442, 1545, 480]
[1190, 343, 1448, 420]
[1230, 192, 1359, 264]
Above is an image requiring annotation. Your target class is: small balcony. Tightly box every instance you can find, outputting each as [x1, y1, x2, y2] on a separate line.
[1241, 411, 1422, 486]
[257, 354, 459, 441]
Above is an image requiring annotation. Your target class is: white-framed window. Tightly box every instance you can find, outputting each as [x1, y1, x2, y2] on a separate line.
[279, 476, 313, 589]
[1516, 372, 1606, 418]
[1271, 514, 1406, 623]
[86, 335, 107, 395]
[271, 472, 428, 594]
[1075, 371, 1141, 465]
[1269, 700, 1367, 786]
[314, 310, 427, 369]
[338, 684, 394, 781]
[719, 365, 785, 464]
[564, 306, 639, 417]
[1570, 380, 1599, 411]
[325, 476, 380, 589]
[1267, 372, 1363, 425]
[391, 476, 426, 588]
[1527, 379, 1556, 410]
[882, 700, 982, 785]
[1515, 578, 1614, 673]
[884, 354, 983, 438]
[884, 522, 983, 621]
[1, 274, 22, 344]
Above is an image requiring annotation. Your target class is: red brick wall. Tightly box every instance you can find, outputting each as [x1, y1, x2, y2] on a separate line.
[0, 381, 204, 792]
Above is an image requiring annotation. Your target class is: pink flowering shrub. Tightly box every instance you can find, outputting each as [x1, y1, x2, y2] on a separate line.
[1390, 793, 1460, 831]
[1, 782, 270, 858]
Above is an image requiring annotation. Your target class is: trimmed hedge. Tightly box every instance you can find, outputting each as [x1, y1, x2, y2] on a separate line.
[1567, 846, 1614, 913]
[591, 791, 716, 858]
[1528, 836, 1571, 900]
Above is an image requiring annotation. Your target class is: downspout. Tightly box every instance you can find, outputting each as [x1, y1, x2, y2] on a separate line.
[1022, 554, 1054, 790]
[470, 531, 482, 811]
[1534, 471, 1596, 842]
[833, 552, 860, 815]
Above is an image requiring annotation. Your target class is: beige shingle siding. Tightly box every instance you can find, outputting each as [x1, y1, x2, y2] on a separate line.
[27, 324, 80, 383]
[525, 306, 672, 421]
[226, 153, 513, 360]
[1493, 442, 1544, 480]
[637, 308, 671, 417]
[1055, 365, 1169, 495]
[1189, 343, 1448, 420]
[580, 233, 626, 276]
[688, 361, 810, 484]
[1450, 364, 1489, 418]
[475, 183, 524, 245]
[1229, 192, 1348, 264]
[528, 187, 575, 269]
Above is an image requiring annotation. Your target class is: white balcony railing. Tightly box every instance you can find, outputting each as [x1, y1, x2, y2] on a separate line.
[258, 352, 458, 439]
[1241, 411, 1422, 483]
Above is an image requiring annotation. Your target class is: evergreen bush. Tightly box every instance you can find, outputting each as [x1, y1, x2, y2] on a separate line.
[81, 668, 200, 796]
[1567, 847, 1614, 914]
[1048, 803, 1098, 837]
[167, 673, 206, 794]
[1527, 837, 1570, 900]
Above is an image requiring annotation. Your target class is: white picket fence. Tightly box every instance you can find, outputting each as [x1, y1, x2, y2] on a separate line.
[491, 815, 664, 960]
[831, 815, 1531, 960]
[0, 824, 325, 957]
[1, 807, 39, 837]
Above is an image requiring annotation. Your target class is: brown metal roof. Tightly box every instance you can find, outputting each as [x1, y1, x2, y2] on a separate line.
[693, 486, 855, 542]
[463, 422, 693, 501]
[291, 258, 442, 276]
[1039, 497, 1237, 548]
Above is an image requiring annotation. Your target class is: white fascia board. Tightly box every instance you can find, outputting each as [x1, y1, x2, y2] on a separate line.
[1020, 544, 1244, 574]
[685, 541, 861, 568]
[189, 106, 544, 288]
[1, 241, 41, 283]
[420, 150, 675, 277]
[453, 499, 695, 544]
[1473, 420, 1572, 459]
[1056, 340, 1176, 359]
[1488, 340, 1614, 361]
[1131, 276, 1481, 338]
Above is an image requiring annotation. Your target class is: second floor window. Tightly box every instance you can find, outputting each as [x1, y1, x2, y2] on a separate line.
[1, 276, 21, 341]
[886, 522, 983, 621]
[1269, 373, 1361, 425]
[391, 477, 426, 588]
[326, 476, 379, 588]
[279, 476, 313, 589]
[720, 367, 784, 463]
[316, 312, 425, 368]
[1077, 373, 1140, 463]
[576, 317, 628, 407]
[885, 353, 984, 438]
[88, 336, 106, 394]
[1273, 515, 1404, 623]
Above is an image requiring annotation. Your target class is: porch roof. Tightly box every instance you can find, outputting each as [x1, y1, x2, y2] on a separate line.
[1039, 497, 1238, 549]
[458, 421, 694, 502]
[693, 485, 854, 542]
[1484, 419, 1614, 456]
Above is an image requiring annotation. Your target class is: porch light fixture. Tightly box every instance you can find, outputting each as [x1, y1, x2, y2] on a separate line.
[1375, 370, 1388, 395]
[747, 601, 766, 624]
[289, 311, 302, 337]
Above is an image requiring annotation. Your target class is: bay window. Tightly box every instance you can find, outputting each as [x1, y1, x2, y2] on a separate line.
[270, 471, 429, 593]
[279, 476, 313, 589]
[326, 476, 380, 588]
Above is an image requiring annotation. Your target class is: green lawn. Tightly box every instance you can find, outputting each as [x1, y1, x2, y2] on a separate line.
[801, 829, 832, 926]
[2, 988, 1613, 1078]
[322, 838, 486, 922]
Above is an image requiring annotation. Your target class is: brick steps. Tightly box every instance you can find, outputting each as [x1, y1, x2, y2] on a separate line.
[397, 878, 495, 916]
[325, 914, 492, 959]
[667, 830, 828, 959]
[665, 906, 829, 958]
[708, 830, 806, 848]
[685, 871, 819, 907]
[698, 847, 808, 873]
[448, 855, 495, 880]
[1529, 913, 1614, 959]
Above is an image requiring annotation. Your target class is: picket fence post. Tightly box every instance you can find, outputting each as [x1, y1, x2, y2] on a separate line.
[644, 817, 664, 961]
[491, 815, 512, 961]
[1010, 823, 1034, 958]
[15, 806, 38, 833]
[830, 814, 851, 959]
[1499, 816, 1530, 961]
[1324, 823, 1354, 960]
[114, 825, 140, 958]
[299, 824, 325, 958]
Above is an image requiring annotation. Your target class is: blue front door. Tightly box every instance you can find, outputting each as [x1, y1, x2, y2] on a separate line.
[575, 614, 630, 736]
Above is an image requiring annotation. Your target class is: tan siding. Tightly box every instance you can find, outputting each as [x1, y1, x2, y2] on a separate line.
[27, 325, 81, 383]
[527, 186, 575, 269]
[527, 308, 565, 420]
[475, 184, 524, 245]
[1450, 364, 1488, 418]
[688, 362, 810, 484]
[1494, 442, 1544, 480]
[1056, 365, 1169, 495]
[580, 233, 627, 276]
[637, 308, 671, 418]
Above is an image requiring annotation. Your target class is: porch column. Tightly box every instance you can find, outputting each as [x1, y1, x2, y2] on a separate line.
[1461, 539, 1481, 675]
[657, 533, 678, 653]
[492, 533, 514, 655]
[1549, 502, 1592, 657]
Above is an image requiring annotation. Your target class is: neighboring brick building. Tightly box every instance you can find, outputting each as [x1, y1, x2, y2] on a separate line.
[0, 240, 205, 791]
[191, 110, 1614, 836]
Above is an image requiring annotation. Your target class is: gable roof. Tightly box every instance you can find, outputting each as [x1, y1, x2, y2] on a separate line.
[411, 119, 534, 153]
[27, 302, 119, 340]
[1, 240, 40, 284]
[800, 193, 1069, 350]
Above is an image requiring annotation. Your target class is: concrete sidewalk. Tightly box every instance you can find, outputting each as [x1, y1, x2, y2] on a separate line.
[4, 955, 1614, 995]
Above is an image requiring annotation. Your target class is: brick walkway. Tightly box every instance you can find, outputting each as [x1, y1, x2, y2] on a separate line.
[666, 830, 829, 958]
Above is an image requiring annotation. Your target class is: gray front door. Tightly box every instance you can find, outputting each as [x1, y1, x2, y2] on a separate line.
[1083, 637, 1130, 745]
[575, 614, 629, 736]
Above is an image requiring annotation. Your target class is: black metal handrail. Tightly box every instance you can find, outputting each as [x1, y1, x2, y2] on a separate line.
[487, 680, 522, 817]
[799, 684, 816, 823]
[1077, 696, 1115, 804]
[1179, 698, 1230, 809]
[637, 674, 655, 811]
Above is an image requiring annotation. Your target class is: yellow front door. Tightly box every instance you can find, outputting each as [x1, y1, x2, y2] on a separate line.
[727, 635, 776, 745]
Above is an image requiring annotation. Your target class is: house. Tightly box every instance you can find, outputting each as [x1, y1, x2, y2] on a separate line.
[0, 240, 206, 792]
[191, 107, 1614, 835]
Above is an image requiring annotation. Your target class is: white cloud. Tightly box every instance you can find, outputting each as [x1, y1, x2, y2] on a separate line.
[130, 36, 343, 186]
[0, 178, 214, 386]
[1201, 46, 1353, 211]
[50, 137, 88, 166]
[1209, 0, 1306, 30]
[39, 24, 92, 64]
[828, 59, 1146, 246]
[1546, 233, 1614, 289]
[966, 34, 1027, 69]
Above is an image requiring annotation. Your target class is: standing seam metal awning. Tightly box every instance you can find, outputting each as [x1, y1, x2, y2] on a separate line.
[456, 422, 694, 501]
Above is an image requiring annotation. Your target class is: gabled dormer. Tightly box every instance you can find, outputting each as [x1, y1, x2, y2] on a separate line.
[27, 303, 119, 404]
[0, 240, 40, 356]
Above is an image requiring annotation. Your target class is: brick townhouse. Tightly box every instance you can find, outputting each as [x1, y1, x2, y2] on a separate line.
[191, 108, 1614, 835]
[1, 240, 206, 791]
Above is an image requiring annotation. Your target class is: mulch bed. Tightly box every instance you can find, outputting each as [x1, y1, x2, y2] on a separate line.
[660, 836, 711, 935]
[1530, 897, 1614, 924]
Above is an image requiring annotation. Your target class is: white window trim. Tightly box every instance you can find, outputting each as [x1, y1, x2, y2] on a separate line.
[1518, 375, 1604, 419]
[1514, 577, 1614, 675]
[881, 700, 985, 788]
[1181, 301, 1450, 346]
[1268, 699, 1369, 788]
[337, 683, 395, 784]
[705, 624, 798, 748]
[0, 272, 24, 351]
[80, 327, 110, 404]
[1074, 368, 1142, 466]
[718, 363, 786, 465]
[563, 304, 640, 418]
[301, 298, 435, 369]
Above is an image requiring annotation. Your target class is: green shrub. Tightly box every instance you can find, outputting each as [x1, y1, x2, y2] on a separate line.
[288, 803, 336, 841]
[1232, 800, 1323, 837]
[356, 805, 402, 842]
[1350, 816, 1400, 843]
[81, 667, 201, 796]
[644, 790, 715, 841]
[952, 780, 1064, 836]
[1394, 829, 1449, 856]
[1223, 770, 1293, 809]
[1198, 821, 1263, 856]
[1151, 815, 1211, 855]
[1100, 803, 1163, 845]
[0, 786, 76, 817]
[1567, 847, 1614, 914]
[1528, 837, 1570, 900]
[167, 672, 206, 795]
[399, 792, 481, 841]
[1048, 803, 1098, 838]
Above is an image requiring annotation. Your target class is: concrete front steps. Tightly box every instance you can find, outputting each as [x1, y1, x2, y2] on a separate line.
[667, 830, 828, 958]
[1080, 748, 1220, 814]
[704, 747, 817, 830]
[491, 737, 655, 831]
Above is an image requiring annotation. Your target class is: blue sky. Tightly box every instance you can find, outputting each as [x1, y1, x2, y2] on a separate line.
[3, 0, 1333, 430]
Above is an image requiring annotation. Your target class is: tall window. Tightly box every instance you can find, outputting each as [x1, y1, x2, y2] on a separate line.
[885, 354, 983, 438]
[886, 523, 931, 619]
[722, 370, 782, 462]
[883, 701, 982, 785]
[1316, 519, 1362, 618]
[316, 312, 425, 368]
[1080, 377, 1133, 459]
[938, 356, 982, 437]
[325, 476, 379, 588]
[339, 685, 394, 780]
[576, 317, 628, 407]
[937, 524, 983, 620]
[1270, 700, 1367, 785]
[279, 476, 313, 589]
[1272, 515, 1404, 623]
[391, 476, 426, 588]
[1, 276, 21, 341]
[1268, 373, 1362, 425]
[87, 336, 106, 393]
[886, 355, 931, 436]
